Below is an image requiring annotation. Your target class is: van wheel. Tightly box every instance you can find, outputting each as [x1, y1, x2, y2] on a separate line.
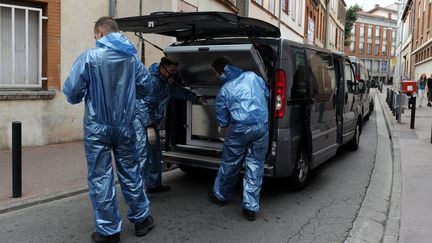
[348, 122, 360, 151]
[288, 148, 310, 191]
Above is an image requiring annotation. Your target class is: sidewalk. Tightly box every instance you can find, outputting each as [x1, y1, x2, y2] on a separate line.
[378, 87, 432, 242]
[0, 141, 88, 213]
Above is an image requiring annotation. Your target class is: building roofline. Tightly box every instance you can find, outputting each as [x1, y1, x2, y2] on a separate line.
[367, 5, 398, 14]
[357, 11, 397, 21]
[402, 0, 413, 21]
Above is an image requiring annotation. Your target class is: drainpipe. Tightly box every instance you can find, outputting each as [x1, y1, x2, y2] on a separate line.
[109, 0, 116, 18]
[324, 0, 330, 49]
[244, 0, 249, 17]
[409, 0, 415, 79]
[278, 0, 282, 28]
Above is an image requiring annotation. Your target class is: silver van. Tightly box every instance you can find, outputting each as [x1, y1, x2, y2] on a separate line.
[117, 12, 362, 190]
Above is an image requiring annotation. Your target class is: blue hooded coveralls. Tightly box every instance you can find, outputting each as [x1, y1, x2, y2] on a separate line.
[63, 33, 151, 236]
[212, 65, 269, 212]
[134, 63, 198, 189]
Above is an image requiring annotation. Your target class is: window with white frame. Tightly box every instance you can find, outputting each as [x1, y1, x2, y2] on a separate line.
[0, 3, 44, 88]
[298, 0, 303, 26]
[291, 0, 296, 21]
[375, 27, 379, 43]
[282, 0, 288, 13]
[254, 0, 263, 5]
[350, 40, 355, 52]
[269, 0, 275, 14]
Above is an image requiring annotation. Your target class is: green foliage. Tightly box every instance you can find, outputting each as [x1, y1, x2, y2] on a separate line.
[344, 4, 362, 46]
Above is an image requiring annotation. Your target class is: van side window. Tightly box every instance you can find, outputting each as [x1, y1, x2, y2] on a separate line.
[344, 60, 355, 93]
[306, 50, 336, 102]
[291, 48, 308, 99]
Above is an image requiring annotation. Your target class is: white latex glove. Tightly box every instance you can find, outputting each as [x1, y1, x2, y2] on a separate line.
[147, 127, 157, 145]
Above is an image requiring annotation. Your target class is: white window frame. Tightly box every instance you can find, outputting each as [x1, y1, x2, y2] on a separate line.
[291, 0, 296, 21]
[298, 0, 303, 26]
[269, 0, 275, 14]
[0, 3, 46, 89]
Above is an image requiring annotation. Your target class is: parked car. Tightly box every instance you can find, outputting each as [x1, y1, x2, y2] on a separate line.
[349, 56, 374, 121]
[117, 12, 363, 190]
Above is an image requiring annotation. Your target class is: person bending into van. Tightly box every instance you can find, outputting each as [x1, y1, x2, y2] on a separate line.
[135, 56, 202, 193]
[208, 56, 269, 221]
[63, 17, 154, 243]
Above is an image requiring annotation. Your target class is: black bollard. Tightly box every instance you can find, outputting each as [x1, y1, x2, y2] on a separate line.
[12, 121, 22, 198]
[410, 97, 416, 129]
[386, 87, 390, 105]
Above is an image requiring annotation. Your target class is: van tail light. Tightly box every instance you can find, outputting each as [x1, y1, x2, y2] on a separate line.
[355, 74, 361, 81]
[274, 69, 286, 118]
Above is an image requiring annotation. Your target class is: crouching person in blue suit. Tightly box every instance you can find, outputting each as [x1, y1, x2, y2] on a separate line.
[208, 56, 269, 221]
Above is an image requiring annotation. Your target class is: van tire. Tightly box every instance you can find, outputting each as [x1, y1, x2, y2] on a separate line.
[348, 122, 360, 151]
[288, 147, 310, 191]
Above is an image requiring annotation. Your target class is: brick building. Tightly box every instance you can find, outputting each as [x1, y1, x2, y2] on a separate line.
[411, 0, 432, 80]
[345, 4, 398, 84]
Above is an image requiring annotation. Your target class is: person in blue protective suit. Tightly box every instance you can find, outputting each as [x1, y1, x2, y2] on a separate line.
[135, 56, 203, 193]
[63, 17, 154, 243]
[208, 56, 269, 221]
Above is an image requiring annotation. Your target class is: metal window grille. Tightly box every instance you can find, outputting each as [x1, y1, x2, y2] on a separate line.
[0, 3, 45, 88]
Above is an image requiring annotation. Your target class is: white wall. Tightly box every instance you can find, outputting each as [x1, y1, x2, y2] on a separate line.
[415, 59, 432, 80]
[249, 0, 304, 43]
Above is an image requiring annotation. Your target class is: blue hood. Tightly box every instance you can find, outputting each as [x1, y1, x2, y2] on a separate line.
[149, 63, 160, 76]
[96, 32, 137, 56]
[220, 65, 242, 84]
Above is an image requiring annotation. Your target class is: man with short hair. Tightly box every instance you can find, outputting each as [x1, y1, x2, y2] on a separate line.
[64, 16, 153, 243]
[208, 56, 269, 221]
[135, 56, 202, 193]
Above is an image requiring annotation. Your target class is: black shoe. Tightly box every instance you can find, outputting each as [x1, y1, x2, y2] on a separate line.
[146, 185, 171, 193]
[135, 215, 154, 237]
[208, 191, 225, 206]
[242, 208, 256, 221]
[427, 103, 432, 107]
[91, 232, 120, 243]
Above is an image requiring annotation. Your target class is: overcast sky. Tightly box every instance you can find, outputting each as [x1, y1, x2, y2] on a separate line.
[344, 0, 397, 11]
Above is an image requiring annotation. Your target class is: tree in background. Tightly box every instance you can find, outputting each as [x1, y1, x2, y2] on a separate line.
[344, 4, 362, 46]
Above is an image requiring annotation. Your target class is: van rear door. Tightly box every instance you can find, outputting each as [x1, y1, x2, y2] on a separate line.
[116, 11, 280, 40]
